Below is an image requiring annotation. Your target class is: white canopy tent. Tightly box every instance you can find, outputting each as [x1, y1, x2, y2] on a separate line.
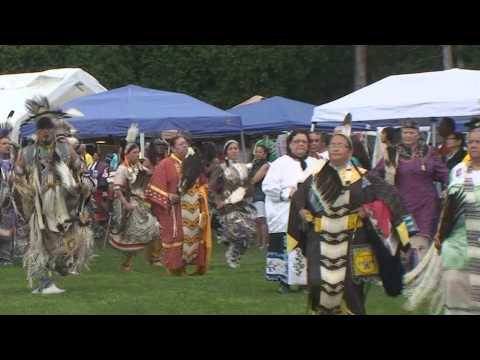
[312, 68, 480, 125]
[312, 68, 480, 168]
[0, 68, 107, 142]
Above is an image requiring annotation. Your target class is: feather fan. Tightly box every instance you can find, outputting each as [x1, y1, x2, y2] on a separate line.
[437, 189, 465, 245]
[314, 161, 344, 205]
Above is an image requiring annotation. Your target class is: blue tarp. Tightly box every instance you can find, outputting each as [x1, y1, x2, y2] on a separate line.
[21, 85, 242, 139]
[228, 96, 369, 134]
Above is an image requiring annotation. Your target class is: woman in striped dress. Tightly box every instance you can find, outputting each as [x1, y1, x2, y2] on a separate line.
[178, 142, 217, 275]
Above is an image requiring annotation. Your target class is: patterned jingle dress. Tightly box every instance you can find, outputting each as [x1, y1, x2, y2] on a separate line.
[181, 176, 210, 268]
[110, 163, 160, 252]
[209, 161, 256, 267]
[290, 161, 416, 315]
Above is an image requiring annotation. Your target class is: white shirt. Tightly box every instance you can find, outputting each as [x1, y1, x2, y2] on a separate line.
[262, 155, 322, 234]
[319, 150, 329, 160]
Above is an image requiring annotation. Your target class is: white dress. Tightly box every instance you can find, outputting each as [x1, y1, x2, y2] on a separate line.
[263, 155, 322, 285]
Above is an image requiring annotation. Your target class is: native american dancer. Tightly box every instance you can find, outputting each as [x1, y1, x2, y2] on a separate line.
[144, 138, 169, 171]
[177, 142, 217, 275]
[209, 140, 256, 269]
[250, 143, 270, 249]
[14, 97, 94, 294]
[145, 135, 189, 275]
[262, 130, 321, 293]
[142, 137, 169, 261]
[403, 118, 480, 315]
[109, 124, 159, 272]
[0, 112, 28, 265]
[372, 120, 449, 265]
[87, 152, 111, 243]
[289, 130, 416, 315]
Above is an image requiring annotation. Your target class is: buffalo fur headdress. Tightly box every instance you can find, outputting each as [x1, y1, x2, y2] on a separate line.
[25, 96, 81, 136]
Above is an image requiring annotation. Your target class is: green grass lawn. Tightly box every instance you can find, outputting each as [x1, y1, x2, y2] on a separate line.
[0, 243, 429, 315]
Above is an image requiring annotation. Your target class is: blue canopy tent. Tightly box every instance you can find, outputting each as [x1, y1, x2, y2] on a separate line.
[228, 96, 369, 135]
[21, 85, 242, 139]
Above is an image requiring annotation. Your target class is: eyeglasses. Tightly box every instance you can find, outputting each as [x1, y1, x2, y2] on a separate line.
[328, 143, 350, 149]
[291, 140, 308, 144]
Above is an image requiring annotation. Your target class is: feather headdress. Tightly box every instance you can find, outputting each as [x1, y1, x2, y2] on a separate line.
[126, 123, 139, 144]
[180, 142, 218, 193]
[0, 110, 14, 139]
[315, 113, 357, 204]
[334, 113, 353, 140]
[332, 113, 354, 151]
[341, 113, 352, 138]
[124, 123, 139, 154]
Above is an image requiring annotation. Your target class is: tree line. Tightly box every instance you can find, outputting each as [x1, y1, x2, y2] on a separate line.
[1, 45, 478, 109]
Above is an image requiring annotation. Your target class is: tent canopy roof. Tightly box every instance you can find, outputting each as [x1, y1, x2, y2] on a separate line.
[22, 85, 242, 139]
[229, 96, 315, 133]
[229, 95, 368, 133]
[313, 68, 480, 125]
[0, 68, 106, 141]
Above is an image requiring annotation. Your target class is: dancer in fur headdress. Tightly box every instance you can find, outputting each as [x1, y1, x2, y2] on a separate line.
[403, 117, 480, 315]
[287, 115, 416, 314]
[109, 123, 160, 272]
[14, 97, 94, 294]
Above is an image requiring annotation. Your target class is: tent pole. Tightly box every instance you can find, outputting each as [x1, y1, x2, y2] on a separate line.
[431, 119, 437, 147]
[140, 132, 145, 160]
[240, 130, 247, 162]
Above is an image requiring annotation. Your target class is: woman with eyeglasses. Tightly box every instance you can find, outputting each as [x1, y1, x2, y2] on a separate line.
[263, 130, 321, 294]
[289, 132, 416, 314]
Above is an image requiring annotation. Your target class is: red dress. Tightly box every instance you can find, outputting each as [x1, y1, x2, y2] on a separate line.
[145, 155, 184, 271]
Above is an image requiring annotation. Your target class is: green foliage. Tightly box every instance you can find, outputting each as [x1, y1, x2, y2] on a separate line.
[1, 45, 479, 109]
